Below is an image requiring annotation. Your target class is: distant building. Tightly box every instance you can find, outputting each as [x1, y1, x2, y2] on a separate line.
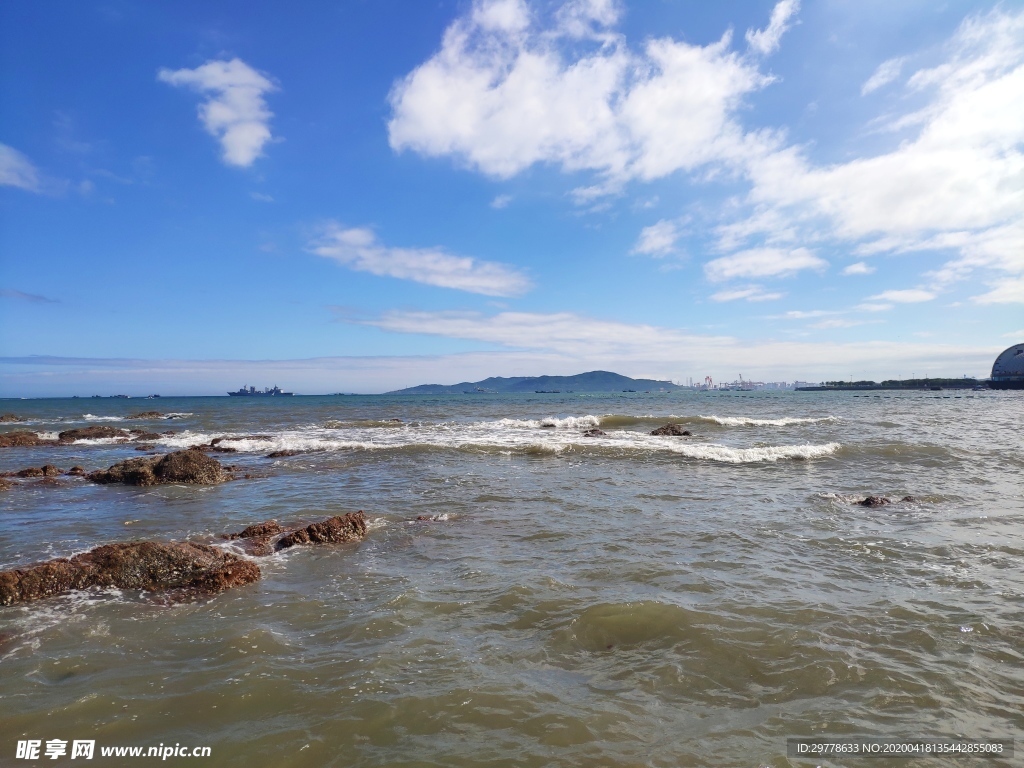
[990, 343, 1024, 390]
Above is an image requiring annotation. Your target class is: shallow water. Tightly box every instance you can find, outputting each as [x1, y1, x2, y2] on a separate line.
[1, 390, 1022, 766]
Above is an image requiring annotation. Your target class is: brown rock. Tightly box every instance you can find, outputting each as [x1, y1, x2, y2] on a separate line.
[225, 520, 283, 540]
[15, 467, 44, 478]
[582, 428, 607, 437]
[135, 444, 155, 451]
[88, 449, 224, 486]
[274, 512, 367, 552]
[859, 496, 892, 507]
[125, 411, 164, 420]
[650, 424, 692, 436]
[12, 466, 60, 478]
[0, 478, 12, 491]
[266, 450, 302, 458]
[58, 426, 129, 443]
[0, 541, 260, 606]
[41, 464, 61, 477]
[0, 414, 24, 423]
[0, 431, 52, 448]
[66, 466, 87, 476]
[901, 495, 917, 502]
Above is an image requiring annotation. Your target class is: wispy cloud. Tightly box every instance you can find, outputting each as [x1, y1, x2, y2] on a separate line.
[842, 261, 875, 275]
[0, 144, 42, 192]
[632, 219, 681, 257]
[971, 276, 1024, 304]
[310, 225, 532, 297]
[745, 0, 800, 56]
[861, 56, 905, 95]
[0, 288, 57, 304]
[250, 191, 274, 202]
[705, 247, 825, 281]
[868, 289, 935, 303]
[490, 194, 512, 209]
[159, 58, 277, 167]
[710, 286, 783, 302]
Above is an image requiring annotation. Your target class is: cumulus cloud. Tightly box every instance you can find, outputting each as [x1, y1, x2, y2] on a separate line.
[842, 261, 875, 275]
[710, 286, 783, 302]
[745, 0, 800, 56]
[705, 247, 825, 281]
[631, 219, 681, 256]
[0, 144, 41, 191]
[388, 0, 788, 188]
[723, 8, 1024, 297]
[868, 289, 935, 303]
[861, 56, 906, 95]
[159, 58, 277, 167]
[309, 225, 531, 297]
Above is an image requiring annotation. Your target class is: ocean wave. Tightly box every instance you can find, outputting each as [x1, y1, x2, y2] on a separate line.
[149, 427, 838, 464]
[494, 415, 601, 430]
[82, 414, 124, 422]
[596, 414, 836, 428]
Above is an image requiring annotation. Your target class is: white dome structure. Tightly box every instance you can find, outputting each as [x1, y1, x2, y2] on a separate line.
[990, 343, 1024, 389]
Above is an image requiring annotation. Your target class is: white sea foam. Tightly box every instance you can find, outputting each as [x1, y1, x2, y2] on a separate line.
[146, 422, 839, 464]
[695, 415, 837, 427]
[82, 414, 124, 422]
[494, 415, 601, 430]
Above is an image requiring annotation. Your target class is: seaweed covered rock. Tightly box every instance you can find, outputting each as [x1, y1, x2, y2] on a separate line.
[266, 449, 302, 458]
[0, 414, 24, 423]
[11, 465, 62, 478]
[0, 541, 260, 606]
[89, 449, 224, 486]
[58, 426, 129, 443]
[66, 466, 87, 477]
[650, 424, 692, 436]
[0, 478, 11, 491]
[126, 411, 164, 420]
[0, 431, 53, 448]
[274, 512, 367, 552]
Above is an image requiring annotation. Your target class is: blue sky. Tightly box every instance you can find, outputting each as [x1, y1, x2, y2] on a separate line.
[1, 0, 1021, 395]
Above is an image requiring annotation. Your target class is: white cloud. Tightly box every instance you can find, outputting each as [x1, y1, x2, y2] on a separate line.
[842, 261, 875, 275]
[855, 302, 894, 312]
[861, 56, 906, 95]
[1003, 329, 1024, 338]
[710, 286, 783, 302]
[971, 276, 1024, 304]
[490, 194, 512, 209]
[159, 58, 277, 167]
[250, 191, 274, 203]
[388, 0, 782, 188]
[722, 8, 1024, 297]
[745, 0, 800, 56]
[809, 318, 867, 329]
[310, 225, 531, 297]
[868, 289, 935, 303]
[632, 219, 680, 256]
[705, 247, 825, 281]
[0, 144, 41, 191]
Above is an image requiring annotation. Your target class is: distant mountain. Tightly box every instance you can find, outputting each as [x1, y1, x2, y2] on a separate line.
[386, 370, 681, 395]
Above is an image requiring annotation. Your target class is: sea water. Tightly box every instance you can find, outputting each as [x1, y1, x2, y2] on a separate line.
[0, 390, 1021, 766]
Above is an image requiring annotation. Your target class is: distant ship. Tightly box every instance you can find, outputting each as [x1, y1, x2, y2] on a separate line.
[227, 385, 294, 397]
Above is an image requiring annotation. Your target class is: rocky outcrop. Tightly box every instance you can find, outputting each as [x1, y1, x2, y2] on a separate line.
[0, 431, 53, 448]
[582, 428, 607, 437]
[858, 495, 916, 507]
[58, 426, 129, 443]
[0, 478, 11, 491]
[225, 520, 283, 540]
[274, 512, 367, 552]
[0, 541, 260, 606]
[89, 449, 224, 486]
[0, 414, 24, 423]
[6, 465, 62, 478]
[66, 466, 87, 477]
[126, 411, 164, 420]
[650, 424, 692, 436]
[132, 431, 163, 441]
[266, 449, 302, 458]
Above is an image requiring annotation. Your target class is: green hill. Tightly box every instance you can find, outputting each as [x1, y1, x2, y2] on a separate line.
[387, 370, 681, 395]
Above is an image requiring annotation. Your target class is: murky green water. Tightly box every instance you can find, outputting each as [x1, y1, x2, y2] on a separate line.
[1, 390, 1021, 766]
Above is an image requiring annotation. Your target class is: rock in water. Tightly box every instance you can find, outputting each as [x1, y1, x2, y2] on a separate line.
[582, 428, 607, 437]
[58, 426, 129, 443]
[89, 449, 224, 486]
[274, 512, 367, 552]
[0, 414, 24, 423]
[859, 496, 891, 507]
[650, 424, 692, 436]
[125, 411, 164, 420]
[0, 431, 53, 448]
[0, 541, 260, 606]
[225, 521, 284, 540]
